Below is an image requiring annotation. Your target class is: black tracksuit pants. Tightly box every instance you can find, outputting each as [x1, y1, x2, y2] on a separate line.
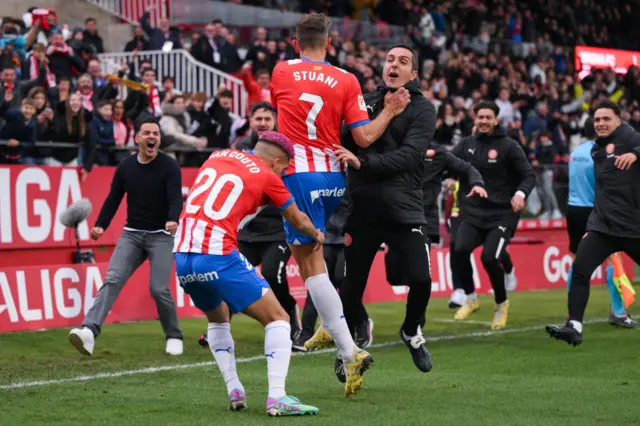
[451, 221, 513, 304]
[342, 224, 432, 337]
[448, 216, 513, 295]
[569, 231, 640, 322]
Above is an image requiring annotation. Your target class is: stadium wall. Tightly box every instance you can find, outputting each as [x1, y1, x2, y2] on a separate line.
[0, 165, 631, 333]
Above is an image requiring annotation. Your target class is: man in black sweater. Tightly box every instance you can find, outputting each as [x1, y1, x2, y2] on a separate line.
[333, 45, 437, 373]
[547, 101, 640, 346]
[69, 119, 185, 357]
[450, 101, 535, 330]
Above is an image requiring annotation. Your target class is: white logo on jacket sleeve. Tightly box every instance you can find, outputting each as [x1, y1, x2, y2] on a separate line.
[358, 95, 367, 111]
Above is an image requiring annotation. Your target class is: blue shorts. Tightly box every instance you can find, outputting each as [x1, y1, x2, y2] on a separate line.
[174, 251, 269, 314]
[283, 172, 345, 245]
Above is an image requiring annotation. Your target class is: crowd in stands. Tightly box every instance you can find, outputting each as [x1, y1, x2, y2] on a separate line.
[2, 1, 640, 217]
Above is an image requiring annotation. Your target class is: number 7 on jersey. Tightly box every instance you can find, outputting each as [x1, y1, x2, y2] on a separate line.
[299, 93, 324, 140]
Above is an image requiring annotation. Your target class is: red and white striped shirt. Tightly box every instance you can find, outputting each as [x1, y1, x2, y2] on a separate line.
[270, 58, 370, 176]
[173, 149, 293, 255]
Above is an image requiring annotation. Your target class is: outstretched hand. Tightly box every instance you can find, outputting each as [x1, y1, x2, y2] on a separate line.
[467, 186, 488, 198]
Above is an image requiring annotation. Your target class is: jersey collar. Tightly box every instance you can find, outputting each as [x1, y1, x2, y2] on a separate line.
[301, 57, 329, 65]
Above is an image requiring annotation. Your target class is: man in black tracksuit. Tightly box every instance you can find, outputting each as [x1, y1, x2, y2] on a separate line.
[385, 143, 487, 290]
[547, 100, 640, 346]
[334, 44, 437, 373]
[450, 101, 536, 330]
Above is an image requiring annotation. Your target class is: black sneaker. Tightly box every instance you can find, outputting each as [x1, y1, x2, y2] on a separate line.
[334, 354, 346, 383]
[399, 327, 432, 373]
[290, 306, 302, 340]
[198, 333, 208, 348]
[292, 331, 310, 352]
[354, 318, 374, 349]
[545, 322, 583, 346]
[608, 313, 640, 328]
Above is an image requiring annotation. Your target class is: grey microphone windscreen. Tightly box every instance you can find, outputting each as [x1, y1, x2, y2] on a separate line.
[59, 198, 93, 228]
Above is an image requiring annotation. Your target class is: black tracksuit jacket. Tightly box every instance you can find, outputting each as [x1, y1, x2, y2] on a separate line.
[422, 144, 484, 237]
[587, 123, 640, 238]
[451, 127, 536, 230]
[342, 79, 437, 229]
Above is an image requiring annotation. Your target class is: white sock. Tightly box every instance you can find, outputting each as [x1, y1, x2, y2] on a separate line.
[265, 320, 291, 400]
[208, 323, 244, 394]
[306, 273, 356, 362]
[569, 320, 583, 333]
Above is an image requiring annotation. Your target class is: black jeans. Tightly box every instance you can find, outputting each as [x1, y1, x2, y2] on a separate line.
[569, 231, 640, 322]
[238, 241, 296, 313]
[342, 224, 432, 336]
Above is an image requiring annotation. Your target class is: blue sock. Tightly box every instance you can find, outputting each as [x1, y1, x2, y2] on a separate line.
[605, 265, 625, 316]
[567, 267, 572, 292]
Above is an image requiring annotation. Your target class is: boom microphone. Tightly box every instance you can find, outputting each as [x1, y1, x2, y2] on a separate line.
[59, 199, 95, 264]
[59, 199, 92, 228]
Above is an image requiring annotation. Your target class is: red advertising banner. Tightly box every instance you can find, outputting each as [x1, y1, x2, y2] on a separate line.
[1, 242, 626, 333]
[0, 165, 566, 257]
[0, 165, 199, 253]
[575, 45, 640, 80]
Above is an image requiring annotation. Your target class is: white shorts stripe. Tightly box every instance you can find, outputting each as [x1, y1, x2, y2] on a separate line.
[178, 218, 195, 253]
[172, 220, 184, 252]
[208, 226, 226, 255]
[310, 146, 328, 172]
[190, 219, 208, 253]
[495, 237, 506, 260]
[326, 148, 341, 172]
[293, 144, 309, 173]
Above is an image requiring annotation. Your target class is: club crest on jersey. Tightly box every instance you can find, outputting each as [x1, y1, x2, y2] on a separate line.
[488, 149, 498, 163]
[606, 143, 615, 156]
[358, 95, 367, 111]
[344, 233, 352, 247]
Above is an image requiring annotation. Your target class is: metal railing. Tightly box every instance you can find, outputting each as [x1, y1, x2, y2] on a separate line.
[86, 0, 167, 26]
[170, 0, 406, 44]
[0, 140, 224, 154]
[98, 49, 248, 118]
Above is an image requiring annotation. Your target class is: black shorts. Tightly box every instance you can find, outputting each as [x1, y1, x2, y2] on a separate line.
[566, 206, 593, 254]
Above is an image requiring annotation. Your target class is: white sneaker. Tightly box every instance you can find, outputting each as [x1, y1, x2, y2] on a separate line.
[69, 327, 95, 356]
[538, 212, 551, 220]
[551, 210, 563, 220]
[505, 267, 518, 292]
[448, 288, 466, 309]
[166, 338, 184, 355]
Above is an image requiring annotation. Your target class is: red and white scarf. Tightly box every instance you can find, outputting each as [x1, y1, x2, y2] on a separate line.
[78, 90, 94, 112]
[149, 85, 162, 117]
[29, 56, 57, 88]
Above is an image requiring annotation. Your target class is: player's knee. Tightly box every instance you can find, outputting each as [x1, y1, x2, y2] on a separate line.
[104, 268, 125, 286]
[480, 250, 501, 268]
[453, 239, 472, 254]
[149, 285, 170, 299]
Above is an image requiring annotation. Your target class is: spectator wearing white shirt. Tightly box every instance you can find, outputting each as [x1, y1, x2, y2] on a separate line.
[495, 88, 515, 128]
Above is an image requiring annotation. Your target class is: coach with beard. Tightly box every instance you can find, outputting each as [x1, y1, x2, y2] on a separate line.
[334, 44, 436, 374]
